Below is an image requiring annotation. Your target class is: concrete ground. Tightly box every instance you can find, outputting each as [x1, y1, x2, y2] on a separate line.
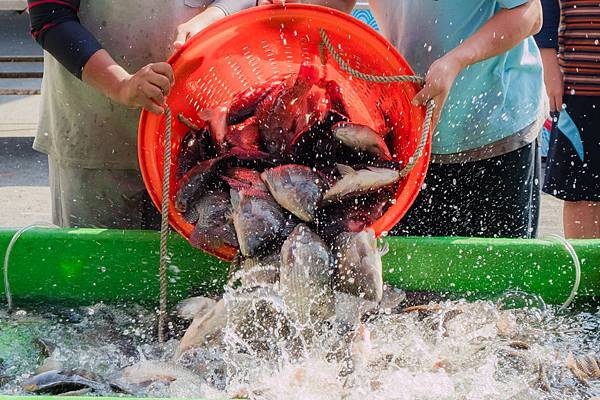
[0, 10, 564, 236]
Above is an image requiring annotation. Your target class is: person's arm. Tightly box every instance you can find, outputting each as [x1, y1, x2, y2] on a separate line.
[258, 0, 356, 13]
[535, 0, 563, 112]
[413, 0, 543, 127]
[28, 0, 173, 114]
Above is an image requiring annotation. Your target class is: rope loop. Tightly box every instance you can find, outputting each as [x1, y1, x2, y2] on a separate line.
[319, 28, 434, 177]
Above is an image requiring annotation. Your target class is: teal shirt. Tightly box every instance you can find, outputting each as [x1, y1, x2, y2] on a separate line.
[370, 0, 544, 154]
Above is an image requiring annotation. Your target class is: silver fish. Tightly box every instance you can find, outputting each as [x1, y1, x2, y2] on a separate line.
[261, 165, 325, 222]
[322, 164, 399, 204]
[333, 229, 386, 303]
[236, 254, 280, 288]
[22, 369, 111, 395]
[176, 296, 217, 321]
[279, 224, 335, 326]
[332, 122, 392, 161]
[177, 299, 227, 356]
[230, 188, 288, 257]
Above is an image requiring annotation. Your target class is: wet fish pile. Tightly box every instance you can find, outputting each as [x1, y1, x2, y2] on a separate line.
[175, 61, 401, 256]
[2, 301, 598, 399]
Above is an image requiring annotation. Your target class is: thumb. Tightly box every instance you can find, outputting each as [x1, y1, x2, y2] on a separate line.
[412, 85, 433, 106]
[174, 28, 188, 50]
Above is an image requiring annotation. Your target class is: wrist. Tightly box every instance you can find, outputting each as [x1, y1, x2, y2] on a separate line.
[439, 51, 466, 77]
[110, 68, 133, 105]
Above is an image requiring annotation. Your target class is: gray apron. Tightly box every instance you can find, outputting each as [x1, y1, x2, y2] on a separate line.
[35, 0, 233, 170]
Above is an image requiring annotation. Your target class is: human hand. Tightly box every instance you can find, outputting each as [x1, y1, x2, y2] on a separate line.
[412, 53, 464, 130]
[174, 7, 227, 50]
[173, 7, 227, 50]
[114, 62, 174, 115]
[540, 48, 564, 112]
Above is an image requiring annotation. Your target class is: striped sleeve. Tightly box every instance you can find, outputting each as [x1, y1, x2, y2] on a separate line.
[534, 0, 560, 49]
[27, 0, 103, 79]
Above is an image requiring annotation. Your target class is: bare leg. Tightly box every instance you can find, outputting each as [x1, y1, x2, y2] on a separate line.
[563, 201, 600, 239]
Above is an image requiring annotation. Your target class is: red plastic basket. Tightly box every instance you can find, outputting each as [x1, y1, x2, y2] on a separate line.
[138, 4, 430, 261]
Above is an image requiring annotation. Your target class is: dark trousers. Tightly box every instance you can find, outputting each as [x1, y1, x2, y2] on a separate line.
[392, 141, 541, 238]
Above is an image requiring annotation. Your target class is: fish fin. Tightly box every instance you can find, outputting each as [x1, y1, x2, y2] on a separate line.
[228, 146, 270, 160]
[230, 189, 241, 210]
[336, 163, 356, 176]
[297, 62, 321, 85]
[378, 241, 389, 257]
[197, 109, 214, 122]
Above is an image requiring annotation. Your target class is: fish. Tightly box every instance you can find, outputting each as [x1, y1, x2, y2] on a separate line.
[222, 167, 268, 192]
[316, 193, 390, 241]
[177, 299, 227, 356]
[176, 128, 213, 179]
[279, 224, 335, 327]
[257, 62, 321, 154]
[226, 117, 260, 151]
[322, 79, 349, 117]
[228, 146, 271, 161]
[261, 164, 326, 222]
[198, 106, 229, 153]
[121, 360, 202, 387]
[332, 122, 392, 161]
[22, 369, 113, 395]
[231, 254, 280, 289]
[188, 191, 238, 251]
[230, 187, 288, 258]
[321, 164, 400, 204]
[228, 80, 285, 125]
[287, 85, 331, 146]
[333, 229, 385, 303]
[174, 157, 225, 213]
[289, 111, 348, 170]
[176, 296, 217, 320]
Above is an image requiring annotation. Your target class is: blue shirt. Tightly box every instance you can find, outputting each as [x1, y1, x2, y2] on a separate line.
[370, 0, 544, 155]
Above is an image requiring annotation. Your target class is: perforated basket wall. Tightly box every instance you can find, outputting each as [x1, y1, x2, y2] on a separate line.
[138, 4, 429, 261]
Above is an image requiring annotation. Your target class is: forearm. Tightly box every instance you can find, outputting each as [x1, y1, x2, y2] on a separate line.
[81, 50, 130, 102]
[447, 0, 542, 70]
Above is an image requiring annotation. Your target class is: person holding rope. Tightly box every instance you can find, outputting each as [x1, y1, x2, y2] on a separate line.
[261, 0, 545, 239]
[27, 0, 255, 229]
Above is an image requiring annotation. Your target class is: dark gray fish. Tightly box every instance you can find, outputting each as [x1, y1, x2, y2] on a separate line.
[316, 192, 390, 242]
[230, 187, 288, 258]
[333, 229, 386, 303]
[261, 164, 326, 222]
[280, 224, 335, 326]
[22, 369, 110, 395]
[188, 191, 238, 252]
[175, 156, 225, 213]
